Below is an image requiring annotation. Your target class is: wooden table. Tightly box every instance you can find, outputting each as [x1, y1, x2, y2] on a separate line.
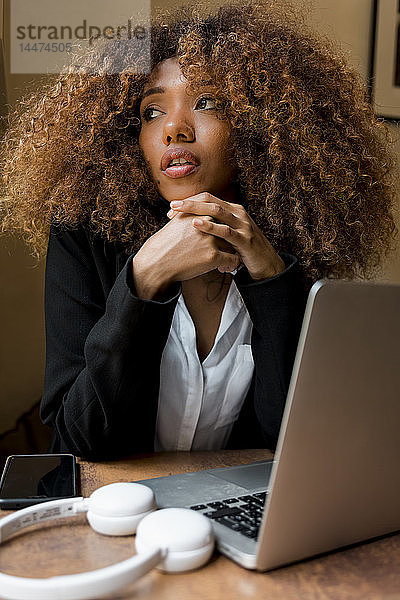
[1, 449, 400, 600]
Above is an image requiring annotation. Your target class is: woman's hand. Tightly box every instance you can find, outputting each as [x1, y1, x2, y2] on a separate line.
[167, 192, 285, 281]
[131, 210, 240, 300]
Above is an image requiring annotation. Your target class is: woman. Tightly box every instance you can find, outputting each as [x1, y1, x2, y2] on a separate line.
[1, 1, 397, 459]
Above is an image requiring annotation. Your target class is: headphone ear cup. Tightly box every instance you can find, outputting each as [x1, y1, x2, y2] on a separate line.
[135, 508, 214, 572]
[86, 482, 157, 536]
[87, 508, 155, 536]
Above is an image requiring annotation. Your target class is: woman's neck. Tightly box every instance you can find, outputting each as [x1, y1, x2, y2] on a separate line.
[181, 270, 233, 362]
[182, 270, 232, 303]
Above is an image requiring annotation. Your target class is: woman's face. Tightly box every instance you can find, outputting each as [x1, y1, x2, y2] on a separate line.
[139, 57, 238, 203]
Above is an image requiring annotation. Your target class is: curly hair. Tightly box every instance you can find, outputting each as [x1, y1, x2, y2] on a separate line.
[0, 0, 398, 286]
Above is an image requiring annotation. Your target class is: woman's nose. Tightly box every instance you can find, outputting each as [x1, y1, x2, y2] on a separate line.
[162, 115, 195, 145]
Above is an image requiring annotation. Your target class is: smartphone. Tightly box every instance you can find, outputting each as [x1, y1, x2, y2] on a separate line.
[0, 454, 78, 510]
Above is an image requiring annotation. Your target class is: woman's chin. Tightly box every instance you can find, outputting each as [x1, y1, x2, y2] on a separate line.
[157, 179, 237, 203]
[158, 183, 206, 202]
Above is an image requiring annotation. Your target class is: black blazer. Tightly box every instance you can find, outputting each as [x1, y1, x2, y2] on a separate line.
[40, 224, 309, 460]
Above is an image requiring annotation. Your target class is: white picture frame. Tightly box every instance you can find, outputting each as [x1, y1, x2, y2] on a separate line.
[372, 0, 400, 120]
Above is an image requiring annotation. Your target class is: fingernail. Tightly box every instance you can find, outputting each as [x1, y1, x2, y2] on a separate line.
[193, 218, 203, 226]
[167, 209, 173, 218]
[170, 200, 183, 208]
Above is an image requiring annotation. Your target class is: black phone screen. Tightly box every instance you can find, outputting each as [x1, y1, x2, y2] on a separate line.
[0, 454, 77, 509]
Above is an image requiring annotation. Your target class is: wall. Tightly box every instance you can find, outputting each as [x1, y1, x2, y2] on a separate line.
[308, 0, 400, 281]
[1, 0, 46, 434]
[0, 0, 399, 434]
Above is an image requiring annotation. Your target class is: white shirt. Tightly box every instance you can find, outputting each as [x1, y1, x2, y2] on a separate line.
[154, 279, 255, 451]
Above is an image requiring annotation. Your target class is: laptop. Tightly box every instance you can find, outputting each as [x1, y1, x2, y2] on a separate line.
[136, 278, 400, 571]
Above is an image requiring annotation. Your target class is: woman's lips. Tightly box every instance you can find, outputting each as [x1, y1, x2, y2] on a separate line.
[163, 164, 199, 178]
[160, 148, 200, 178]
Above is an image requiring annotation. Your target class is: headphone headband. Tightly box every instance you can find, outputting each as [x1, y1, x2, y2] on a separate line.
[0, 497, 86, 543]
[0, 484, 214, 600]
[0, 497, 164, 600]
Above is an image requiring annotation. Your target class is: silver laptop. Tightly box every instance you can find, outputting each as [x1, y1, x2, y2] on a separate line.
[136, 278, 400, 571]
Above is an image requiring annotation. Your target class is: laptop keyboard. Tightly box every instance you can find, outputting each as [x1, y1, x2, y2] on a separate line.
[190, 491, 268, 540]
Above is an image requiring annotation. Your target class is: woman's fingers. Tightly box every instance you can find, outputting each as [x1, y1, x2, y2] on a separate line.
[169, 197, 240, 228]
[167, 208, 179, 219]
[192, 214, 285, 280]
[164, 192, 285, 281]
[192, 217, 241, 248]
[216, 250, 241, 273]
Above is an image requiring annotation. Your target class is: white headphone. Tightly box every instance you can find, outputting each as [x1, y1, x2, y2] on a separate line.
[0, 482, 214, 600]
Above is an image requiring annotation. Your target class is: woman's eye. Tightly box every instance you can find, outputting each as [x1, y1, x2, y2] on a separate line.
[142, 107, 161, 121]
[196, 97, 217, 110]
[141, 97, 217, 120]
